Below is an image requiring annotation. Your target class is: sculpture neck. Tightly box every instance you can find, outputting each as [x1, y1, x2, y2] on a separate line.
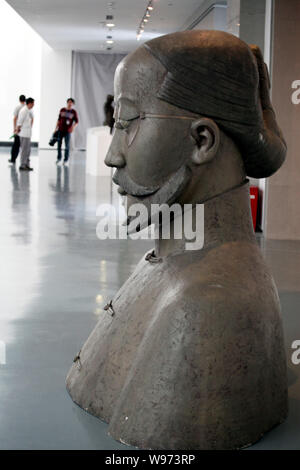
[155, 180, 255, 258]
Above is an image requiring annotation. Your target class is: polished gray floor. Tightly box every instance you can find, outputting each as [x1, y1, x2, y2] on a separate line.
[0, 148, 299, 450]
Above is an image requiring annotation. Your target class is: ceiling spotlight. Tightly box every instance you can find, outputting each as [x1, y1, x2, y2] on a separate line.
[136, 1, 153, 40]
[106, 39, 114, 44]
[106, 23, 115, 27]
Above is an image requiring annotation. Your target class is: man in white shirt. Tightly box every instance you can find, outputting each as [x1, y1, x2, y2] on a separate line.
[17, 97, 35, 171]
[8, 94, 26, 164]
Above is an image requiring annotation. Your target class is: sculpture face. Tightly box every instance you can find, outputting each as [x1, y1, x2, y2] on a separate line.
[105, 30, 286, 230]
[105, 47, 196, 221]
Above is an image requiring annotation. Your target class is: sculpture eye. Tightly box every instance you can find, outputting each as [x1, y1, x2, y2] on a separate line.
[117, 119, 130, 129]
[115, 116, 139, 131]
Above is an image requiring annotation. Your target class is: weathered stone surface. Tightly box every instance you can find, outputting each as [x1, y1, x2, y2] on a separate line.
[67, 30, 288, 449]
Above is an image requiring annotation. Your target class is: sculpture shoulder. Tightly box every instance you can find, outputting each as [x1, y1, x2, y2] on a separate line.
[155, 276, 281, 341]
[114, 243, 280, 322]
[160, 242, 280, 318]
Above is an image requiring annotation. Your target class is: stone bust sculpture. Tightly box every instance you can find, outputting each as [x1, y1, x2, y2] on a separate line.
[67, 30, 288, 450]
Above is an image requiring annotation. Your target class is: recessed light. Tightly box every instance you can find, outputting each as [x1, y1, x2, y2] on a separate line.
[106, 23, 115, 27]
[106, 39, 114, 44]
[137, 1, 153, 40]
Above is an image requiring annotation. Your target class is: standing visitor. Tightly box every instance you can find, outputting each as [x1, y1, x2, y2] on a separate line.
[17, 97, 35, 171]
[55, 98, 79, 165]
[103, 94, 115, 134]
[8, 94, 26, 164]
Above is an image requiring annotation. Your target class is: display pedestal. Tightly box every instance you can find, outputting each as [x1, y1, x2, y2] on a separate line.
[86, 126, 113, 177]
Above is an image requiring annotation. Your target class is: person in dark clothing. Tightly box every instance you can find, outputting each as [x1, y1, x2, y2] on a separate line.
[55, 98, 79, 165]
[8, 94, 26, 164]
[103, 94, 115, 134]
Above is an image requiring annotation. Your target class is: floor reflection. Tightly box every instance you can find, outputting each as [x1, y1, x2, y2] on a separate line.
[49, 165, 73, 222]
[10, 166, 32, 245]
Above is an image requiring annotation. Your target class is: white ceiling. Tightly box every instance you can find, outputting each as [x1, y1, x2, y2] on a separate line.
[6, 0, 206, 53]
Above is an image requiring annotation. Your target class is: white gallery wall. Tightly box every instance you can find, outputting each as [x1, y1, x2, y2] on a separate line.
[0, 0, 42, 142]
[0, 0, 72, 148]
[39, 43, 72, 148]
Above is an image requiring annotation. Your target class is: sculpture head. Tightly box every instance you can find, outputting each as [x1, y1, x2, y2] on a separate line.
[105, 30, 286, 227]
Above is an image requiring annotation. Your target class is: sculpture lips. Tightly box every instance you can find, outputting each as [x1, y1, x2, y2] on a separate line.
[112, 169, 160, 197]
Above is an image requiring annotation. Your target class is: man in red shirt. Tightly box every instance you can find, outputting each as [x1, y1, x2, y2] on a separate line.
[55, 98, 79, 165]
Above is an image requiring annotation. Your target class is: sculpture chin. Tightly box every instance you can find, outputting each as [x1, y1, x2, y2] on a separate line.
[125, 165, 192, 234]
[113, 168, 160, 197]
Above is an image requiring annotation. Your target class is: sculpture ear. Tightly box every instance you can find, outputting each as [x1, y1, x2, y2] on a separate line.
[190, 118, 220, 165]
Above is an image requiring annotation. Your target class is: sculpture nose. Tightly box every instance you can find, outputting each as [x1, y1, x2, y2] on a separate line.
[105, 142, 126, 168]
